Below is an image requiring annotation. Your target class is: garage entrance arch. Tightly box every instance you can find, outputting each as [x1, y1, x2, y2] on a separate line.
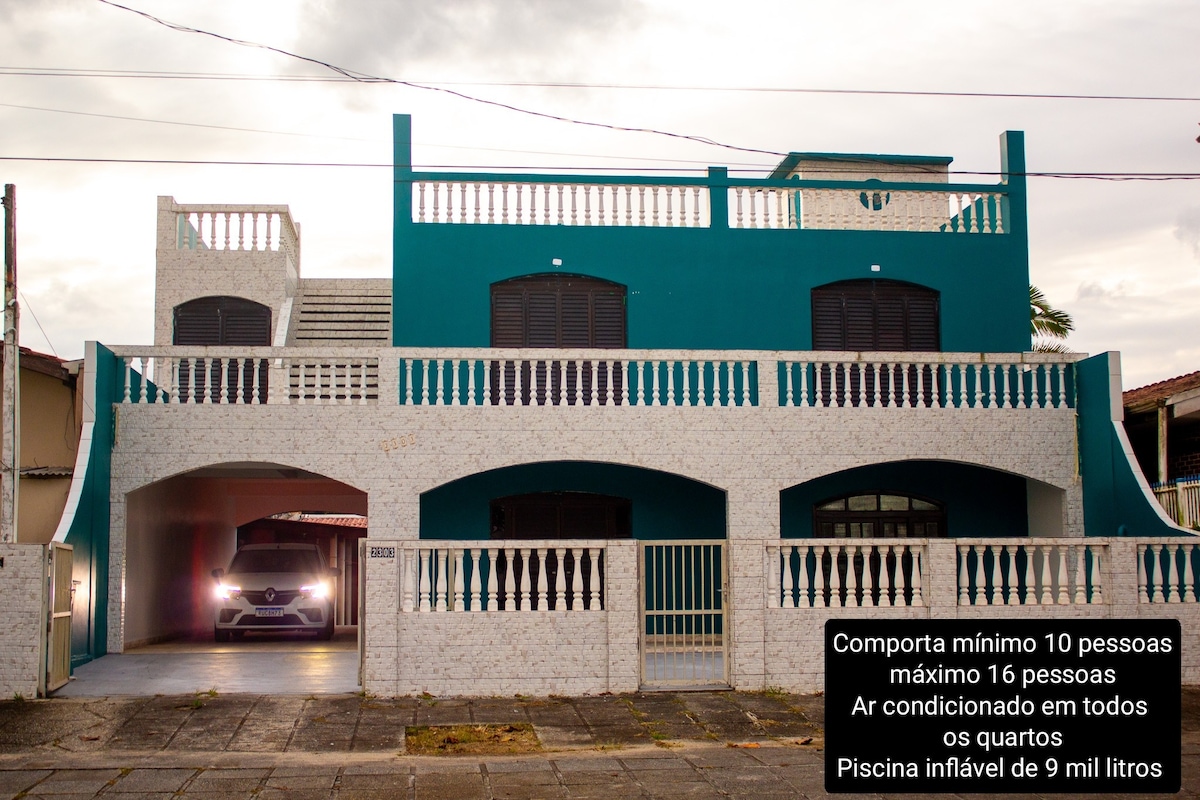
[103, 462, 367, 695]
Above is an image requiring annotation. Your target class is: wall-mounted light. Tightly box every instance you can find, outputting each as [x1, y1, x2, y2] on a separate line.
[552, 258, 563, 267]
[871, 264, 881, 272]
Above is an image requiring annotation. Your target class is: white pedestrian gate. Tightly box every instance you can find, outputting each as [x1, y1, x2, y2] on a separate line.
[44, 542, 73, 694]
[639, 541, 727, 688]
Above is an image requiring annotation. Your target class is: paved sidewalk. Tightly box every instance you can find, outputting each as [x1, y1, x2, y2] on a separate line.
[0, 689, 1196, 799]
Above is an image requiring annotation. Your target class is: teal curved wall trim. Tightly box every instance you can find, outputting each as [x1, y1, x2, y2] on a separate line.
[780, 460, 1028, 538]
[419, 461, 726, 540]
[1076, 352, 1193, 537]
[61, 342, 118, 665]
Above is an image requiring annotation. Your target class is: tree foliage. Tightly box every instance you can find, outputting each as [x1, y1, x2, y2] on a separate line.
[1030, 285, 1074, 352]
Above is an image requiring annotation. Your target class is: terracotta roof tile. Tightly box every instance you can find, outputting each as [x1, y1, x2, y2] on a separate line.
[1123, 371, 1200, 409]
[296, 514, 368, 529]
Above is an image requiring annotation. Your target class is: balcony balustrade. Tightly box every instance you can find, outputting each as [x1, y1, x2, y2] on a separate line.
[111, 347, 1079, 410]
[374, 541, 605, 613]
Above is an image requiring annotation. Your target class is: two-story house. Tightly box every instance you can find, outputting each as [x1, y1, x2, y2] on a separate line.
[15, 113, 1194, 698]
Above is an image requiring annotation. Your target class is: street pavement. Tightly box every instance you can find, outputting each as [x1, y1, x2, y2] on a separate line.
[0, 689, 1196, 799]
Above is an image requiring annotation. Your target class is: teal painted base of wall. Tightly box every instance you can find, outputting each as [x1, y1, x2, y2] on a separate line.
[65, 342, 117, 666]
[780, 460, 1028, 538]
[420, 461, 726, 540]
[1077, 352, 1192, 537]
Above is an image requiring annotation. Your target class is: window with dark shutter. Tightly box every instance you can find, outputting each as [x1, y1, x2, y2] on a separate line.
[811, 280, 939, 351]
[490, 274, 626, 348]
[172, 296, 272, 403]
[173, 296, 272, 345]
[489, 275, 627, 404]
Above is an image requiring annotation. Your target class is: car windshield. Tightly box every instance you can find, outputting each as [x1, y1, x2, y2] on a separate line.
[229, 549, 322, 575]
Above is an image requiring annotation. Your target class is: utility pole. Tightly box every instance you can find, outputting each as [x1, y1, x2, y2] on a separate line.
[1, 184, 19, 543]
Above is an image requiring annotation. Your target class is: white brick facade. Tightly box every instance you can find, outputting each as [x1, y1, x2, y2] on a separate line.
[106, 396, 1087, 692]
[0, 544, 45, 698]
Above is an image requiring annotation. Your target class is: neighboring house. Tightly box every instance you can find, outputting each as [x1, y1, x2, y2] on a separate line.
[1124, 371, 1200, 527]
[11, 114, 1195, 698]
[0, 347, 81, 543]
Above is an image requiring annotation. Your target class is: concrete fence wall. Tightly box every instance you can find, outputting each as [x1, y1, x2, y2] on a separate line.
[0, 544, 45, 699]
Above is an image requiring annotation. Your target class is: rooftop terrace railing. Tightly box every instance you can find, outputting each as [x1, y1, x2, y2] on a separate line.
[407, 171, 1012, 234]
[172, 203, 301, 266]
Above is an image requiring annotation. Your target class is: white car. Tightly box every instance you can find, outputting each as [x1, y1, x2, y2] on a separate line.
[212, 543, 337, 641]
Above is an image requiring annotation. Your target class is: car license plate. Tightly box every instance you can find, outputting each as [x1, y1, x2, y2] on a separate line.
[255, 607, 284, 617]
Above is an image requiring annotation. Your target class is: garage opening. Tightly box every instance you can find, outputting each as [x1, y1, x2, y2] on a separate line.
[97, 462, 367, 695]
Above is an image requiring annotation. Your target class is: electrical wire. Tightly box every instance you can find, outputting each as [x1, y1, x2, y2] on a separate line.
[0, 100, 779, 165]
[1, 154, 1197, 180]
[3, 65, 1199, 104]
[18, 292, 57, 358]
[93, 0, 789, 158]
[0, 102, 377, 141]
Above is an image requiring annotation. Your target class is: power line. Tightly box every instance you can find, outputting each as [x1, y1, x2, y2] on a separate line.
[3, 65, 1199, 104]
[2, 154, 1198, 181]
[18, 291, 57, 358]
[93, 0, 789, 158]
[0, 102, 376, 141]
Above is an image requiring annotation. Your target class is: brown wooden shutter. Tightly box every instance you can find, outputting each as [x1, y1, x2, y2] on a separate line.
[491, 291, 525, 347]
[490, 274, 627, 348]
[811, 280, 939, 351]
[173, 296, 271, 346]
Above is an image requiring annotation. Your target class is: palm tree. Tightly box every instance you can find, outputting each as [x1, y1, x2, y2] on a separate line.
[1030, 284, 1074, 353]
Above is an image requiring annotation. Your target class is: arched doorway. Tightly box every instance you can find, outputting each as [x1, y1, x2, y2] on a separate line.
[421, 461, 728, 689]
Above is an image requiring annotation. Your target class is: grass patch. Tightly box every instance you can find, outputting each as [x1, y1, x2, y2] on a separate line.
[405, 723, 540, 756]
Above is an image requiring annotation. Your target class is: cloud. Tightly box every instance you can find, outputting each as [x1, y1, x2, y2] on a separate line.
[1175, 207, 1200, 261]
[1076, 280, 1129, 301]
[294, 0, 644, 78]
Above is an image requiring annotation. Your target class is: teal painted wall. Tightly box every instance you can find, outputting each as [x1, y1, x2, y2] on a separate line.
[393, 116, 1030, 354]
[420, 461, 726, 540]
[780, 460, 1028, 538]
[1077, 352, 1186, 537]
[64, 342, 117, 665]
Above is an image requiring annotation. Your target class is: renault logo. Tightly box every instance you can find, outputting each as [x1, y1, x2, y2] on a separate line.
[265, 588, 277, 603]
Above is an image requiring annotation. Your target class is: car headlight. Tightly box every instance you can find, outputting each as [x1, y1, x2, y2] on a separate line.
[301, 582, 330, 600]
[215, 583, 241, 600]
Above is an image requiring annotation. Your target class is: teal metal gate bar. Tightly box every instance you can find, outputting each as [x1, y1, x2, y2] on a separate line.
[639, 541, 727, 688]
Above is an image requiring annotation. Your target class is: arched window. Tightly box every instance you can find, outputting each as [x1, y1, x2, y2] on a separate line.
[491, 274, 625, 348]
[172, 297, 271, 403]
[173, 296, 272, 346]
[814, 492, 945, 538]
[812, 279, 939, 351]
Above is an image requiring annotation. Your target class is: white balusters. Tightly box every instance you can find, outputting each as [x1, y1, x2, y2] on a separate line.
[486, 547, 499, 611]
[505, 549, 517, 610]
[533, 548, 546, 610]
[1167, 545, 1181, 604]
[519, 549, 532, 610]
[418, 549, 432, 612]
[435, 549, 449, 611]
[402, 549, 415, 613]
[1138, 545, 1150, 603]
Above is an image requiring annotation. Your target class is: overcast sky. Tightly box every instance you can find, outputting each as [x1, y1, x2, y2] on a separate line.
[0, 0, 1197, 389]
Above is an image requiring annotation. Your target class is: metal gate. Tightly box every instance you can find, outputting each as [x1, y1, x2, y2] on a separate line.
[44, 542, 73, 694]
[639, 541, 727, 689]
